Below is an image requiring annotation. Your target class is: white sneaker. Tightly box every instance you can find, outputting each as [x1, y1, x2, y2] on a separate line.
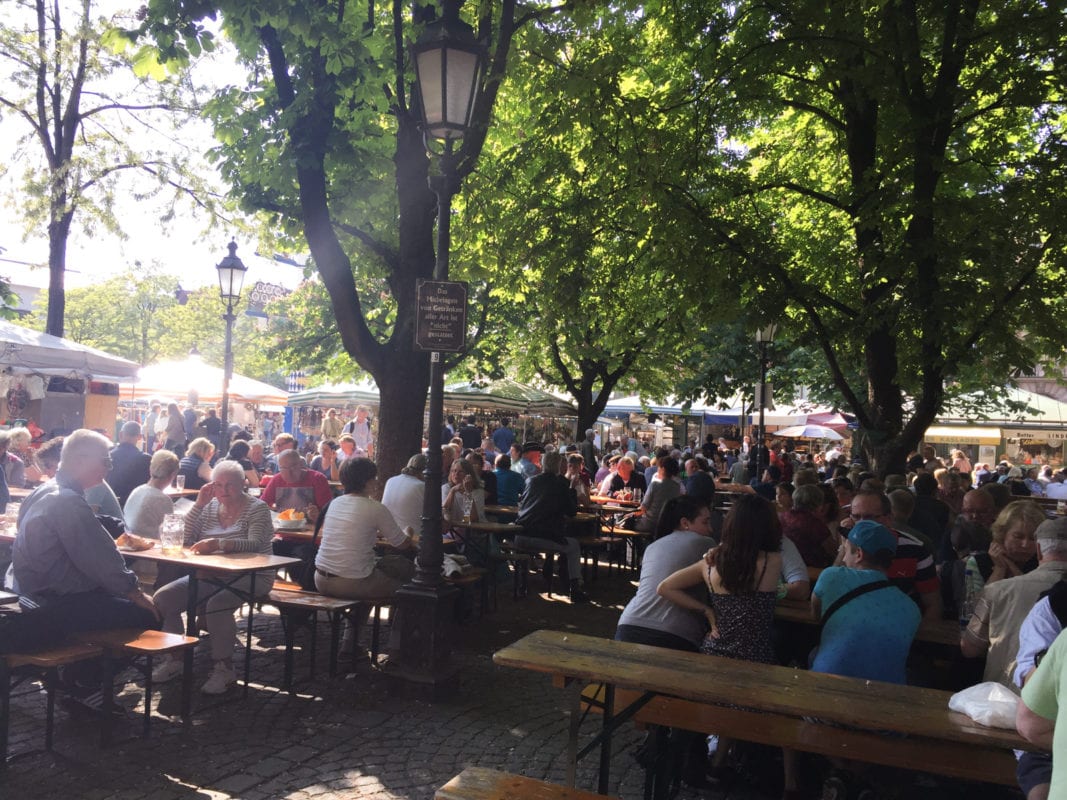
[151, 656, 183, 684]
[200, 661, 236, 695]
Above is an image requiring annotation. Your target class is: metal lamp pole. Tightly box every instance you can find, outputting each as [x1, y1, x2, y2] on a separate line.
[392, 0, 485, 696]
[216, 241, 247, 451]
[755, 323, 776, 479]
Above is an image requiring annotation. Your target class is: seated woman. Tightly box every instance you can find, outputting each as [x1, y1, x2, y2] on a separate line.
[635, 457, 682, 533]
[617, 496, 714, 651]
[151, 460, 273, 695]
[125, 450, 179, 537]
[956, 499, 1045, 625]
[657, 495, 786, 790]
[310, 439, 340, 482]
[314, 457, 415, 602]
[178, 437, 215, 492]
[442, 458, 486, 526]
[221, 440, 260, 487]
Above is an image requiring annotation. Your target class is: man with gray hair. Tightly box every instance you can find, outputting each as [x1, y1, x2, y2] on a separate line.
[12, 429, 159, 642]
[962, 517, 1067, 689]
[108, 421, 152, 507]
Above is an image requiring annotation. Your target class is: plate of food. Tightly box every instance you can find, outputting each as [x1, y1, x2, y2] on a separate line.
[115, 532, 155, 552]
[274, 509, 307, 530]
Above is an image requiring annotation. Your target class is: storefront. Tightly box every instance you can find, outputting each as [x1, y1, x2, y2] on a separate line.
[922, 425, 1003, 467]
[1002, 428, 1066, 468]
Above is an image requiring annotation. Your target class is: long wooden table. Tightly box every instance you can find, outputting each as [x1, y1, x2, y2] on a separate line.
[774, 597, 963, 649]
[121, 546, 299, 695]
[493, 630, 1029, 796]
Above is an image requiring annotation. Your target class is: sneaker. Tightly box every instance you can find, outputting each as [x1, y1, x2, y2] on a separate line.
[200, 662, 236, 695]
[569, 587, 590, 604]
[151, 656, 183, 684]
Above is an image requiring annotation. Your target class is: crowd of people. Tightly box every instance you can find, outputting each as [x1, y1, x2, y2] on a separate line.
[5, 408, 1067, 796]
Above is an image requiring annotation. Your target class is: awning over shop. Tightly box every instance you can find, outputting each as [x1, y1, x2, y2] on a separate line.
[1002, 428, 1067, 445]
[923, 425, 1002, 445]
[121, 356, 289, 407]
[443, 379, 577, 416]
[0, 319, 139, 380]
[287, 380, 380, 408]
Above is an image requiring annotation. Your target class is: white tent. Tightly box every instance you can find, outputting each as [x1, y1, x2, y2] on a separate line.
[120, 356, 289, 408]
[0, 319, 139, 380]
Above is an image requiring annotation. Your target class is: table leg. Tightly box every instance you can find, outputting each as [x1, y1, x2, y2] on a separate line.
[185, 572, 199, 638]
[598, 683, 615, 795]
[566, 679, 583, 787]
[243, 572, 256, 698]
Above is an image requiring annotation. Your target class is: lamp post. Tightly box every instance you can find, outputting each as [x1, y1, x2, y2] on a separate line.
[393, 0, 485, 695]
[216, 241, 247, 452]
[755, 323, 777, 480]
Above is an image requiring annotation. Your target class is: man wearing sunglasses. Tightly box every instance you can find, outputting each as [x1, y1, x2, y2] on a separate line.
[837, 489, 942, 624]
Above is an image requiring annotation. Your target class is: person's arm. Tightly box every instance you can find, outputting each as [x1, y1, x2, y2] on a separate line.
[779, 538, 811, 600]
[810, 592, 822, 619]
[960, 594, 992, 657]
[222, 501, 273, 553]
[313, 472, 334, 509]
[260, 476, 277, 508]
[657, 560, 718, 635]
[1017, 699, 1056, 750]
[197, 460, 212, 482]
[55, 501, 139, 597]
[918, 588, 943, 624]
[1016, 598, 1063, 687]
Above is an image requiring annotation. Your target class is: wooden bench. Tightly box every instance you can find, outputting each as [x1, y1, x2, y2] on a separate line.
[265, 587, 360, 688]
[494, 630, 1031, 796]
[495, 546, 531, 599]
[580, 684, 1018, 787]
[1, 641, 104, 766]
[72, 628, 198, 740]
[436, 766, 619, 800]
[445, 567, 492, 617]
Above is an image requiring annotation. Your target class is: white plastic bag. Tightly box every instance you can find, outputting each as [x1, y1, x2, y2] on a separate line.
[948, 681, 1020, 729]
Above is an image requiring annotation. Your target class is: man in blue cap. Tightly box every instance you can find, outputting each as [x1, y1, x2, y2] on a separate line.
[810, 519, 921, 685]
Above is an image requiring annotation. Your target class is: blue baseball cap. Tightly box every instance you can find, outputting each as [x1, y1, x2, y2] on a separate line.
[847, 520, 897, 556]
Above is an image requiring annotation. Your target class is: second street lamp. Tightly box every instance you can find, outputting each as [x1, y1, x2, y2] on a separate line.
[216, 240, 247, 452]
[755, 323, 777, 480]
[393, 0, 486, 695]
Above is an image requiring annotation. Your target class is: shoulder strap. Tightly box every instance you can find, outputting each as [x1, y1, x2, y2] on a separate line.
[821, 578, 893, 627]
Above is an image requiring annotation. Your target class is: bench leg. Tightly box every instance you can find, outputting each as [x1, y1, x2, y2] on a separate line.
[143, 655, 154, 738]
[0, 661, 10, 768]
[370, 605, 382, 665]
[100, 655, 115, 747]
[281, 612, 297, 691]
[328, 609, 343, 677]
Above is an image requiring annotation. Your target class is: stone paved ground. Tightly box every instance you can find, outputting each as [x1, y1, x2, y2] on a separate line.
[1, 566, 1013, 800]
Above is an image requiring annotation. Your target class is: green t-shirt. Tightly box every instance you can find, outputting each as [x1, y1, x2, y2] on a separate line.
[1021, 628, 1067, 796]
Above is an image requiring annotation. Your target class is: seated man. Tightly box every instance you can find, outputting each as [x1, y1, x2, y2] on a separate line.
[9, 429, 159, 652]
[108, 421, 152, 507]
[781, 484, 837, 568]
[263, 449, 335, 577]
[515, 451, 587, 603]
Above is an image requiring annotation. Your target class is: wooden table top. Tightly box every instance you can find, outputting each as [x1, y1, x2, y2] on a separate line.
[452, 520, 523, 534]
[589, 495, 639, 508]
[164, 488, 200, 498]
[120, 544, 300, 573]
[485, 504, 519, 515]
[8, 486, 32, 499]
[774, 598, 963, 648]
[493, 630, 1026, 751]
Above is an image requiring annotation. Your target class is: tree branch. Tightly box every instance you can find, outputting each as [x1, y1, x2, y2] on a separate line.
[332, 220, 399, 270]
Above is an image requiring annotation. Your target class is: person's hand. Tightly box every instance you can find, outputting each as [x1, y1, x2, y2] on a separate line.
[190, 538, 221, 555]
[195, 482, 217, 508]
[703, 546, 719, 567]
[128, 589, 162, 623]
[306, 504, 320, 524]
[703, 607, 720, 639]
[462, 474, 475, 493]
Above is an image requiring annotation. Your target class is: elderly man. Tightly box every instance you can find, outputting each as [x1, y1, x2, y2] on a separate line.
[262, 449, 333, 523]
[12, 429, 159, 643]
[513, 442, 544, 481]
[515, 451, 587, 603]
[963, 517, 1067, 688]
[266, 432, 304, 474]
[108, 421, 152, 507]
[320, 408, 344, 440]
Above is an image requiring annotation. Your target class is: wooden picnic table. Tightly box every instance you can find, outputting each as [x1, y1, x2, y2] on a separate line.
[120, 546, 299, 695]
[484, 504, 519, 516]
[589, 495, 640, 508]
[494, 629, 1029, 796]
[7, 487, 31, 499]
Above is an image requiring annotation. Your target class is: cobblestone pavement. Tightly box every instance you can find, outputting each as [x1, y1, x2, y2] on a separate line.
[1, 567, 1008, 800]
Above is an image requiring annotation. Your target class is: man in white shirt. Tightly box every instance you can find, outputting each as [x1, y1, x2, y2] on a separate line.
[382, 453, 427, 534]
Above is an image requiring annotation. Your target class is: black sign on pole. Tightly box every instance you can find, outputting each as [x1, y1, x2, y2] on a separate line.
[415, 280, 468, 353]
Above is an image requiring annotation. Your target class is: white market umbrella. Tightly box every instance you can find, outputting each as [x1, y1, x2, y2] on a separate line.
[774, 424, 844, 441]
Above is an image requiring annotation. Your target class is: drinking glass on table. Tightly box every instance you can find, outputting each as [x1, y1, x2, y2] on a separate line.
[174, 474, 186, 492]
[160, 514, 185, 555]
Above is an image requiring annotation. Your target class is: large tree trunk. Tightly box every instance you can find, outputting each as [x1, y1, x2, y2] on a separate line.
[45, 206, 74, 337]
[374, 357, 431, 493]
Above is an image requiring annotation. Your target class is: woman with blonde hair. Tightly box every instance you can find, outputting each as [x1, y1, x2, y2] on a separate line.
[957, 499, 1045, 624]
[178, 437, 215, 491]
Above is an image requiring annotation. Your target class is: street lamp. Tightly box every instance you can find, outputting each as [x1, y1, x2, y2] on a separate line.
[215, 240, 247, 452]
[394, 0, 486, 694]
[755, 323, 777, 480]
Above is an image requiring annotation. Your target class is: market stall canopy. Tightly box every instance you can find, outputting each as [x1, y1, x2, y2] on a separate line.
[121, 356, 288, 408]
[0, 319, 139, 380]
[604, 396, 706, 418]
[443, 379, 577, 416]
[287, 380, 380, 408]
[774, 424, 845, 441]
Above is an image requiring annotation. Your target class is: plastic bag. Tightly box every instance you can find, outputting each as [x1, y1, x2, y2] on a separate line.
[948, 681, 1020, 729]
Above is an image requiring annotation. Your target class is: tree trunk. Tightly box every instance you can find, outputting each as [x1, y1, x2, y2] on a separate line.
[45, 207, 74, 338]
[373, 356, 431, 495]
